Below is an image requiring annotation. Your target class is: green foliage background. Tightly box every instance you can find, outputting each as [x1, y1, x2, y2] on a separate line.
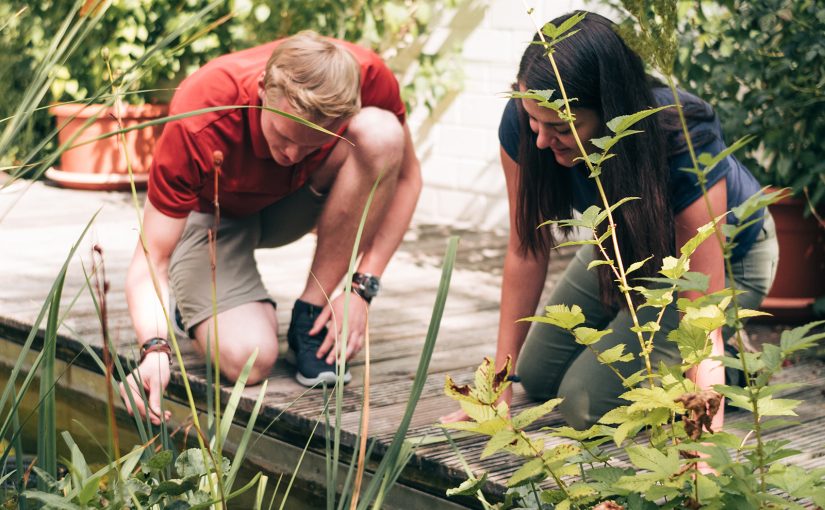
[608, 0, 825, 206]
[0, 0, 463, 167]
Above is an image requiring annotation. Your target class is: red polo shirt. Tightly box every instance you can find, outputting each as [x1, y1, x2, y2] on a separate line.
[147, 39, 406, 218]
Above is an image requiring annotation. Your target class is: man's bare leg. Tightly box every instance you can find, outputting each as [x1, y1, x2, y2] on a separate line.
[300, 106, 406, 305]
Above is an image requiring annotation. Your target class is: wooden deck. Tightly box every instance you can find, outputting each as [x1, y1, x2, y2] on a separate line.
[0, 179, 823, 507]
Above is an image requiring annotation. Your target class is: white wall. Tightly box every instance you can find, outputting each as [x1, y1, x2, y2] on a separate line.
[408, 0, 597, 230]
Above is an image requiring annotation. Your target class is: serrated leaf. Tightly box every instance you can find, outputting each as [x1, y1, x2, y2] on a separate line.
[446, 472, 488, 496]
[626, 256, 652, 275]
[623, 386, 681, 413]
[481, 429, 518, 459]
[507, 457, 545, 487]
[439, 415, 508, 436]
[630, 321, 660, 334]
[573, 327, 612, 346]
[659, 255, 687, 279]
[597, 344, 634, 364]
[519, 304, 586, 330]
[780, 320, 825, 355]
[590, 129, 643, 153]
[731, 187, 788, 224]
[625, 445, 680, 477]
[695, 135, 754, 175]
[510, 89, 554, 102]
[683, 304, 726, 331]
[512, 398, 563, 429]
[757, 396, 801, 416]
[606, 105, 672, 134]
[680, 218, 722, 258]
[587, 259, 613, 271]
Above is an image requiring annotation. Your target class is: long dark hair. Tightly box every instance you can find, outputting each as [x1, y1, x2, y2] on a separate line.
[514, 11, 682, 308]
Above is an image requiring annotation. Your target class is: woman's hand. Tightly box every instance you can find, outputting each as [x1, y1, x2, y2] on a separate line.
[439, 385, 513, 423]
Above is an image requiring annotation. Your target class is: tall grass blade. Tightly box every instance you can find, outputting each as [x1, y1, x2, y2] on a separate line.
[225, 380, 267, 492]
[332, 174, 383, 507]
[0, 213, 97, 477]
[37, 278, 63, 486]
[357, 236, 459, 509]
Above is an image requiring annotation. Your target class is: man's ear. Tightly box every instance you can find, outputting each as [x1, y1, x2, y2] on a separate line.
[257, 71, 266, 102]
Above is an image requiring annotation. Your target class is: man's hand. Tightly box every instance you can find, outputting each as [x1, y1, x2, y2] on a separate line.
[119, 352, 172, 425]
[310, 292, 368, 364]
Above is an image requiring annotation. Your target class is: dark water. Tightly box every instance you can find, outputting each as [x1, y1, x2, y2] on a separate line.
[0, 363, 322, 509]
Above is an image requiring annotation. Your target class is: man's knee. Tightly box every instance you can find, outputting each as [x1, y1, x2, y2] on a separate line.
[345, 107, 405, 175]
[220, 342, 278, 384]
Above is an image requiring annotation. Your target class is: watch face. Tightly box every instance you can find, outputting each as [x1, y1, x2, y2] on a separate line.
[364, 277, 380, 296]
[355, 273, 380, 298]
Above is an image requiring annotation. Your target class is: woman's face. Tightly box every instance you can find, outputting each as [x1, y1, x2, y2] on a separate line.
[519, 84, 602, 168]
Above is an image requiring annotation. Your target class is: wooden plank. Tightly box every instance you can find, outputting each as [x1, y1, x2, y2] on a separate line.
[2, 181, 824, 507]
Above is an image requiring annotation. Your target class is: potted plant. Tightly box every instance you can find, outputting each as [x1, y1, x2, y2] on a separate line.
[8, 1, 234, 190]
[670, 0, 825, 320]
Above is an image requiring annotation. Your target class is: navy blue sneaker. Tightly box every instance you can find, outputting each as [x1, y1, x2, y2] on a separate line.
[287, 300, 351, 387]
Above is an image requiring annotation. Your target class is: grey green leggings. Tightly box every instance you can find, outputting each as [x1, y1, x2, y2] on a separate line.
[516, 213, 779, 429]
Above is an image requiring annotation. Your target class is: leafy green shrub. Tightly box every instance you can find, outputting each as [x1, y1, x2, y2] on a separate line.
[1, 0, 466, 169]
[610, 0, 825, 207]
[441, 6, 825, 509]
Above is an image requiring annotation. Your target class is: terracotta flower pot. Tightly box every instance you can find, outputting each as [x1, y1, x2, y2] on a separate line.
[47, 102, 167, 191]
[759, 190, 825, 321]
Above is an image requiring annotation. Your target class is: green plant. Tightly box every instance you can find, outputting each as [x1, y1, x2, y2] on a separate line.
[441, 5, 825, 509]
[1, 0, 469, 171]
[608, 0, 825, 209]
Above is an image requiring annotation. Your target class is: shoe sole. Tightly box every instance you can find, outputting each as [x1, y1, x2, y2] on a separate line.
[296, 369, 352, 387]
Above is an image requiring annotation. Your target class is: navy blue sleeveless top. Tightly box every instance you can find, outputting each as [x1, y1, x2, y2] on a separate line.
[498, 88, 764, 262]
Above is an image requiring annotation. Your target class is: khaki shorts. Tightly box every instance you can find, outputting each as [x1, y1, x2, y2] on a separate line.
[169, 184, 326, 332]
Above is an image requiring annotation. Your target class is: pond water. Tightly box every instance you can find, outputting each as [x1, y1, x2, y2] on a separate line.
[0, 363, 322, 509]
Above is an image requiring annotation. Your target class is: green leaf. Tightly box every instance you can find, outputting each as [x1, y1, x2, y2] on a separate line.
[597, 344, 634, 364]
[756, 396, 801, 417]
[683, 304, 727, 331]
[780, 320, 825, 355]
[679, 218, 722, 258]
[573, 327, 612, 346]
[587, 259, 613, 271]
[77, 475, 102, 506]
[625, 445, 680, 477]
[22, 491, 82, 510]
[629, 321, 660, 334]
[481, 429, 518, 459]
[507, 457, 545, 487]
[731, 187, 788, 225]
[512, 398, 564, 429]
[626, 256, 652, 275]
[606, 105, 672, 134]
[519, 304, 586, 330]
[446, 472, 488, 496]
[694, 135, 755, 175]
[144, 450, 173, 472]
[589, 129, 644, 154]
[623, 387, 681, 414]
[509, 89, 554, 102]
[659, 255, 687, 279]
[439, 416, 508, 436]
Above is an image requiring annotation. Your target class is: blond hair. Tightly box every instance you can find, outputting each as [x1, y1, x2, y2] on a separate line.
[263, 31, 361, 121]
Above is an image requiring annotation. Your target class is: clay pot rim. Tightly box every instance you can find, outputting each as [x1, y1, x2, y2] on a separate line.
[49, 102, 168, 120]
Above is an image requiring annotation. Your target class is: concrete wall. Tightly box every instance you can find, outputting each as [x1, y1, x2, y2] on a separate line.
[408, 0, 601, 230]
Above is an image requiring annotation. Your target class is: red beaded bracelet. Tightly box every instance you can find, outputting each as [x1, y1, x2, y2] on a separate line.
[139, 337, 172, 364]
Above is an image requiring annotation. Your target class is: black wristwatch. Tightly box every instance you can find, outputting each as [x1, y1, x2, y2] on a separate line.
[351, 272, 380, 304]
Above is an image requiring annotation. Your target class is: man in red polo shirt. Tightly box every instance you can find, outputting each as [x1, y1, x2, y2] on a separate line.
[119, 31, 421, 424]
